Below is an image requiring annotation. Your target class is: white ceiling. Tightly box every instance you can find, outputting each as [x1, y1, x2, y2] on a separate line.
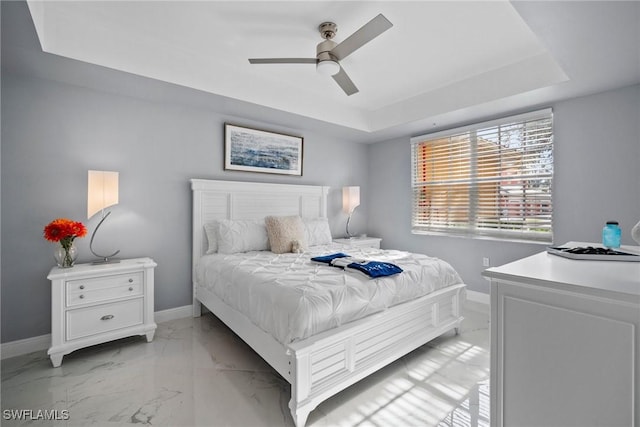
[23, 1, 640, 140]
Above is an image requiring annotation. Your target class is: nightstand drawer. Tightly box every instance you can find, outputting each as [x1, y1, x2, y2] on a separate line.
[66, 298, 144, 341]
[66, 272, 143, 307]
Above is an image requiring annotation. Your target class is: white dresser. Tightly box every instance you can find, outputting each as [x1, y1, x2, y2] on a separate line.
[47, 257, 157, 367]
[483, 243, 640, 427]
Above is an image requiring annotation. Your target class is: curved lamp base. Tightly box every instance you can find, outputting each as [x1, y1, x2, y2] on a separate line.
[90, 211, 121, 264]
[346, 212, 355, 238]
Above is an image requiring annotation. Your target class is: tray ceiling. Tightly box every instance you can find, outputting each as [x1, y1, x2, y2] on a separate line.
[23, 1, 640, 138]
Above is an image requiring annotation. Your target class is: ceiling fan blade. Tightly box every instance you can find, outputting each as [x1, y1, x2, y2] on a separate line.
[249, 58, 317, 64]
[332, 66, 359, 96]
[331, 14, 393, 61]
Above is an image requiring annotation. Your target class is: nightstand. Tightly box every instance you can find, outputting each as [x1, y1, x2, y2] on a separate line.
[333, 237, 382, 249]
[47, 257, 157, 367]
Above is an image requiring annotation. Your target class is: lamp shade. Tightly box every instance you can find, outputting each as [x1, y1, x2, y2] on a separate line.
[342, 186, 360, 214]
[87, 170, 119, 219]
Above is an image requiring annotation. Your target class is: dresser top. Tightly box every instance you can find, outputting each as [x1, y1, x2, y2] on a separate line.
[483, 242, 640, 298]
[47, 257, 156, 280]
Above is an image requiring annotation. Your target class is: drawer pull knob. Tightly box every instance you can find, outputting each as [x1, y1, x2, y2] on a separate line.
[100, 315, 114, 321]
[128, 278, 133, 283]
[79, 294, 85, 299]
[129, 287, 134, 291]
[79, 285, 85, 290]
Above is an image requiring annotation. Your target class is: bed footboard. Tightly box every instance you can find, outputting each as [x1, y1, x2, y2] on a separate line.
[287, 283, 466, 427]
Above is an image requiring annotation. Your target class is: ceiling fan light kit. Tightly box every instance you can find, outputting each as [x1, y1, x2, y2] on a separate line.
[316, 60, 340, 76]
[248, 14, 393, 96]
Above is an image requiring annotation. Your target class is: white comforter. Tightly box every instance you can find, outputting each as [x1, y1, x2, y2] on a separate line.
[195, 244, 463, 344]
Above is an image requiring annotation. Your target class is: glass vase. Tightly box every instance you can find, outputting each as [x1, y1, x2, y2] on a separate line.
[54, 243, 78, 268]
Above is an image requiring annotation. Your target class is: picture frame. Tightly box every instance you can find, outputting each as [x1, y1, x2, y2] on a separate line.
[224, 123, 303, 176]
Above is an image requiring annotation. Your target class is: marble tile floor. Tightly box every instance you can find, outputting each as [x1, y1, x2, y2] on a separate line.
[1, 301, 490, 427]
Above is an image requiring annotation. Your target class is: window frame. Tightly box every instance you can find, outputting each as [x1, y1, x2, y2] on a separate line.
[410, 109, 554, 244]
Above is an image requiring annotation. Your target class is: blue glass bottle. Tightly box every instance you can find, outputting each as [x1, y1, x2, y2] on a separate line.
[602, 221, 621, 248]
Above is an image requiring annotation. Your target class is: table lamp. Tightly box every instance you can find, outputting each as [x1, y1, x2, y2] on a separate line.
[87, 170, 120, 263]
[342, 186, 360, 238]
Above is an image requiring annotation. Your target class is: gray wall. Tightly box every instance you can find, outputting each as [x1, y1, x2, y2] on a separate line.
[367, 84, 640, 294]
[1, 71, 370, 343]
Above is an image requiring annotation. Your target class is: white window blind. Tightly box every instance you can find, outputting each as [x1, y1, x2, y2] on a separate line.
[411, 109, 553, 243]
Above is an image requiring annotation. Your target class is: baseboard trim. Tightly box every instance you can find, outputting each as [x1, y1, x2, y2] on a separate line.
[1, 334, 52, 360]
[1, 305, 194, 360]
[466, 290, 490, 305]
[154, 304, 193, 324]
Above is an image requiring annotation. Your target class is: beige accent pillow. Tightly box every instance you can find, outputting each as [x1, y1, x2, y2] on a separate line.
[265, 215, 308, 254]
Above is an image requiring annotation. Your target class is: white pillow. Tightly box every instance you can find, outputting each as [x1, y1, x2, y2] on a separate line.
[203, 221, 220, 254]
[217, 219, 270, 254]
[303, 218, 333, 246]
[265, 215, 308, 254]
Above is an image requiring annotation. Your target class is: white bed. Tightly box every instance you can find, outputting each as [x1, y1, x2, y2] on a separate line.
[191, 179, 466, 426]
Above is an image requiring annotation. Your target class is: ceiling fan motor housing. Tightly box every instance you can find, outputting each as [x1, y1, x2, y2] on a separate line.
[316, 39, 338, 63]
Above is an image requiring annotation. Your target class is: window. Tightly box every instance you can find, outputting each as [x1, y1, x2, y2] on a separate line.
[411, 109, 553, 243]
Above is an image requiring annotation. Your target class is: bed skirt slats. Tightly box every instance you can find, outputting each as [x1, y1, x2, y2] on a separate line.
[355, 308, 431, 363]
[311, 342, 350, 384]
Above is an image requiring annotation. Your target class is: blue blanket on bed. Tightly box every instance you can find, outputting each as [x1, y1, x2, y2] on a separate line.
[311, 253, 403, 278]
[346, 261, 403, 278]
[310, 252, 349, 264]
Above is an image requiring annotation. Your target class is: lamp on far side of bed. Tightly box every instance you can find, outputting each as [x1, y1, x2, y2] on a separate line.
[343, 186, 360, 238]
[87, 170, 121, 264]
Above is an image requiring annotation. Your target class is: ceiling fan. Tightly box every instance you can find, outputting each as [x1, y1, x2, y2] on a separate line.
[248, 14, 393, 96]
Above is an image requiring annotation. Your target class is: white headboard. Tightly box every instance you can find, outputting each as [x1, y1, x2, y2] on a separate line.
[191, 178, 330, 266]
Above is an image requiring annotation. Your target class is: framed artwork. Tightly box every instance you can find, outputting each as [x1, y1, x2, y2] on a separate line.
[224, 123, 303, 176]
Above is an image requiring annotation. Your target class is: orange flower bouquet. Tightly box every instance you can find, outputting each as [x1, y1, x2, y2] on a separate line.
[44, 218, 87, 268]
